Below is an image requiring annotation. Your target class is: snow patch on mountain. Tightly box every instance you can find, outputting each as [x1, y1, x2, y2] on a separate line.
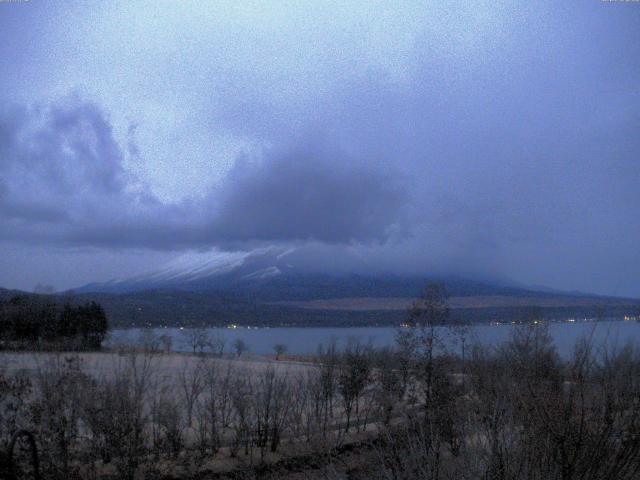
[241, 266, 282, 281]
[76, 247, 293, 293]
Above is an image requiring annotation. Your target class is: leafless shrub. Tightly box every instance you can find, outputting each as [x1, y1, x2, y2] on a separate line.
[80, 351, 156, 480]
[179, 359, 204, 427]
[182, 328, 210, 355]
[0, 367, 32, 450]
[209, 331, 226, 357]
[233, 338, 249, 358]
[158, 334, 173, 354]
[273, 343, 288, 360]
[229, 369, 253, 458]
[253, 366, 291, 459]
[373, 347, 403, 425]
[316, 338, 339, 438]
[152, 396, 184, 458]
[30, 354, 92, 478]
[195, 359, 234, 455]
[338, 339, 373, 433]
[137, 329, 161, 354]
[288, 372, 311, 440]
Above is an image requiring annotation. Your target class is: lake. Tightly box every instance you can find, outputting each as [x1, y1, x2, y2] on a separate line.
[108, 320, 640, 358]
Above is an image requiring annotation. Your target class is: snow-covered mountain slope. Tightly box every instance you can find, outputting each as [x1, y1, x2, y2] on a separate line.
[74, 246, 568, 303]
[76, 247, 294, 294]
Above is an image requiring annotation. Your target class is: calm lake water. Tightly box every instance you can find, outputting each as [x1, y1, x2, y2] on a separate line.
[108, 320, 640, 358]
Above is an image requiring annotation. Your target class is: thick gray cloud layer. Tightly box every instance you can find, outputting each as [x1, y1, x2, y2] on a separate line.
[213, 143, 405, 244]
[0, 100, 405, 248]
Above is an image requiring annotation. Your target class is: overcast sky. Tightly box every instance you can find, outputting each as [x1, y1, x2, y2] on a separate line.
[0, 1, 639, 296]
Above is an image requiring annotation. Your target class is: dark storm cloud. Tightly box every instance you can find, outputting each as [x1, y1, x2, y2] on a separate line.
[0, 99, 406, 249]
[0, 99, 156, 239]
[211, 143, 406, 244]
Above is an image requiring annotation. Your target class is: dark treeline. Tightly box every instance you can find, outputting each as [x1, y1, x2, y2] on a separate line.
[0, 295, 108, 350]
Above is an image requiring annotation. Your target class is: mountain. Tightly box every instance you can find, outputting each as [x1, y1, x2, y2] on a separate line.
[75, 247, 554, 300]
[63, 247, 640, 327]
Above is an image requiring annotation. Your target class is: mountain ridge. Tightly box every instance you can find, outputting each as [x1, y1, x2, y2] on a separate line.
[4, 248, 638, 328]
[73, 247, 612, 301]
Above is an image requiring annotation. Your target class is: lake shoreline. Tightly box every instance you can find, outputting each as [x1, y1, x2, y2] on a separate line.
[107, 319, 640, 358]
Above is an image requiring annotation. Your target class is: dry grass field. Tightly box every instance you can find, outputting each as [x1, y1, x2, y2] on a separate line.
[0, 350, 312, 380]
[269, 295, 639, 311]
[0, 348, 393, 479]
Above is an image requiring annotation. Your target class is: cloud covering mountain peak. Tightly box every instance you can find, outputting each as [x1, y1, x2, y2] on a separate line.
[0, 99, 406, 249]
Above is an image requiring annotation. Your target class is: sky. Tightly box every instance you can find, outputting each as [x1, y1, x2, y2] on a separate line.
[0, 0, 639, 297]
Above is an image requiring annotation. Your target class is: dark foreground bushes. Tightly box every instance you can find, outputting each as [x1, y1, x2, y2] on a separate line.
[369, 327, 640, 480]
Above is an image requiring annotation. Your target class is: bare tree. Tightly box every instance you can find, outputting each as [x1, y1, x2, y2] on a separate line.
[153, 396, 184, 458]
[158, 333, 172, 354]
[229, 372, 253, 458]
[179, 359, 205, 427]
[273, 343, 288, 360]
[195, 359, 234, 456]
[80, 350, 156, 480]
[338, 339, 372, 433]
[209, 331, 226, 357]
[406, 282, 450, 404]
[317, 338, 339, 437]
[449, 315, 472, 390]
[374, 347, 403, 425]
[138, 329, 160, 353]
[253, 366, 291, 459]
[32, 354, 90, 477]
[0, 367, 32, 454]
[233, 338, 249, 358]
[182, 328, 210, 355]
[288, 372, 311, 440]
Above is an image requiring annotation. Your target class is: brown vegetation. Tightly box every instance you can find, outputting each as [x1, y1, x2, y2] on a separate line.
[269, 294, 639, 311]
